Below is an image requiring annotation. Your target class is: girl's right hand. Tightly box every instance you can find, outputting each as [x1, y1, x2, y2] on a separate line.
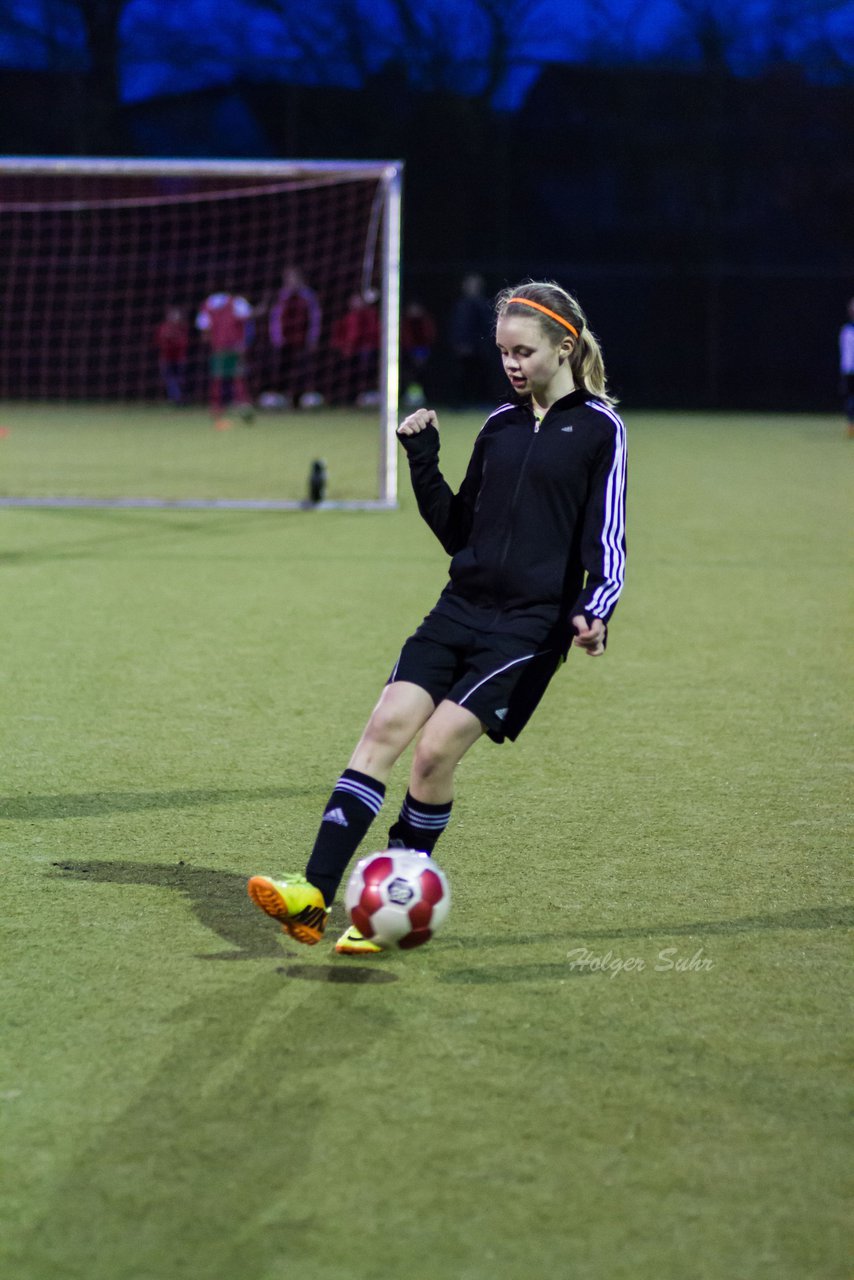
[397, 408, 439, 437]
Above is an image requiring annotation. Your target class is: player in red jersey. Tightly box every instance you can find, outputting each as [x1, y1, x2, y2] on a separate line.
[331, 292, 381, 404]
[154, 306, 189, 406]
[196, 291, 255, 421]
[268, 268, 322, 407]
[401, 299, 437, 406]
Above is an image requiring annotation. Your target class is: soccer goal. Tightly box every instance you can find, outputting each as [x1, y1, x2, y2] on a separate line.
[0, 157, 402, 509]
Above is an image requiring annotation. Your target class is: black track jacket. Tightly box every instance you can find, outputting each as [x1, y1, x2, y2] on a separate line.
[400, 389, 627, 651]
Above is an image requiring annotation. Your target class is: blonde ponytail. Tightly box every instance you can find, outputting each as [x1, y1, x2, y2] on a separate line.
[496, 280, 617, 407]
[571, 327, 615, 407]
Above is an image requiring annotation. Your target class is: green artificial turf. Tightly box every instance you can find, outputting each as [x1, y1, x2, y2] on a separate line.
[0, 402, 382, 502]
[0, 410, 851, 1280]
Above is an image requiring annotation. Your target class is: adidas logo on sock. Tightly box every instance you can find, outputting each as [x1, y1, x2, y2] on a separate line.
[322, 807, 349, 827]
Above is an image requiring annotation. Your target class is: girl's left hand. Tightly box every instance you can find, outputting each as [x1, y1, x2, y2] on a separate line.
[398, 408, 439, 437]
[571, 616, 606, 656]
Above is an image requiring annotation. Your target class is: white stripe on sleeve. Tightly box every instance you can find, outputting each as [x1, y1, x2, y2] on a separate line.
[585, 401, 627, 618]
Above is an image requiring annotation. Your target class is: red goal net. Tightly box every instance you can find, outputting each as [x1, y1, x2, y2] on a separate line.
[0, 159, 401, 508]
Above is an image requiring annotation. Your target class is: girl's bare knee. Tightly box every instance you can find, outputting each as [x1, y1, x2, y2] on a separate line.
[363, 707, 406, 751]
[363, 691, 424, 752]
[411, 739, 452, 786]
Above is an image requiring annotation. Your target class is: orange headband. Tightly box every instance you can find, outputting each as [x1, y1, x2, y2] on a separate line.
[507, 296, 579, 338]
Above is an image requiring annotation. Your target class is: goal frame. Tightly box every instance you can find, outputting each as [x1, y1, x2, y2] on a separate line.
[0, 156, 403, 511]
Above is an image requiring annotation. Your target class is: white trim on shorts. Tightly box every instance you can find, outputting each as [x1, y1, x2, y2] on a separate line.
[456, 652, 536, 707]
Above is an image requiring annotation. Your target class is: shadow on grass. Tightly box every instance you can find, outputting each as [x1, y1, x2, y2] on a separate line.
[50, 858, 400, 972]
[50, 859, 398, 975]
[440, 964, 596, 984]
[439, 905, 852, 981]
[0, 507, 253, 566]
[277, 963, 398, 985]
[50, 860, 850, 985]
[575, 905, 854, 938]
[5, 785, 319, 819]
[12, 973, 333, 1279]
[51, 858, 300, 960]
[445, 905, 853, 954]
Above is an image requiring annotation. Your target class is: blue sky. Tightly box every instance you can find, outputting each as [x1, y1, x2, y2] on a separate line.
[1, 0, 852, 110]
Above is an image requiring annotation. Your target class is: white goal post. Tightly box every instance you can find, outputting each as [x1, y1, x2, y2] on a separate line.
[0, 157, 402, 509]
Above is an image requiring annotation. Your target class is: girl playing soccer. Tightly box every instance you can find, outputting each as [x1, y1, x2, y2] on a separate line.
[247, 280, 627, 953]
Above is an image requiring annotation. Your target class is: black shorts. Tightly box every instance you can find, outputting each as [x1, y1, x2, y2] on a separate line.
[389, 610, 563, 743]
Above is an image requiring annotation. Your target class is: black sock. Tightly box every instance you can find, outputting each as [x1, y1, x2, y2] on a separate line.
[305, 768, 385, 905]
[388, 791, 453, 855]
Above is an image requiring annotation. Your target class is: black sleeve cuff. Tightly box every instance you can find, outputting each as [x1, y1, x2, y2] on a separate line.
[398, 425, 440, 458]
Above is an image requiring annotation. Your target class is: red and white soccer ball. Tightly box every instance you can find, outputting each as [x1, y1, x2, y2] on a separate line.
[345, 850, 451, 950]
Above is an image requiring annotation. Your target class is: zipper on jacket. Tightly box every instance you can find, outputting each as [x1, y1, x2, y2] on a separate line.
[493, 423, 539, 610]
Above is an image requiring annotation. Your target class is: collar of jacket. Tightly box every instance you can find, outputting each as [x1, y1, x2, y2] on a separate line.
[515, 387, 590, 418]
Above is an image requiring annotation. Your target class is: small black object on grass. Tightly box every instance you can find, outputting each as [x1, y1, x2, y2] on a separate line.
[308, 459, 327, 504]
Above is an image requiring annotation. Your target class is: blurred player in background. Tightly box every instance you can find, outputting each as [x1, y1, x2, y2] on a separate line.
[330, 290, 381, 405]
[448, 272, 501, 408]
[247, 279, 627, 955]
[400, 299, 437, 407]
[268, 267, 322, 408]
[839, 296, 854, 436]
[154, 306, 189, 406]
[195, 290, 256, 425]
